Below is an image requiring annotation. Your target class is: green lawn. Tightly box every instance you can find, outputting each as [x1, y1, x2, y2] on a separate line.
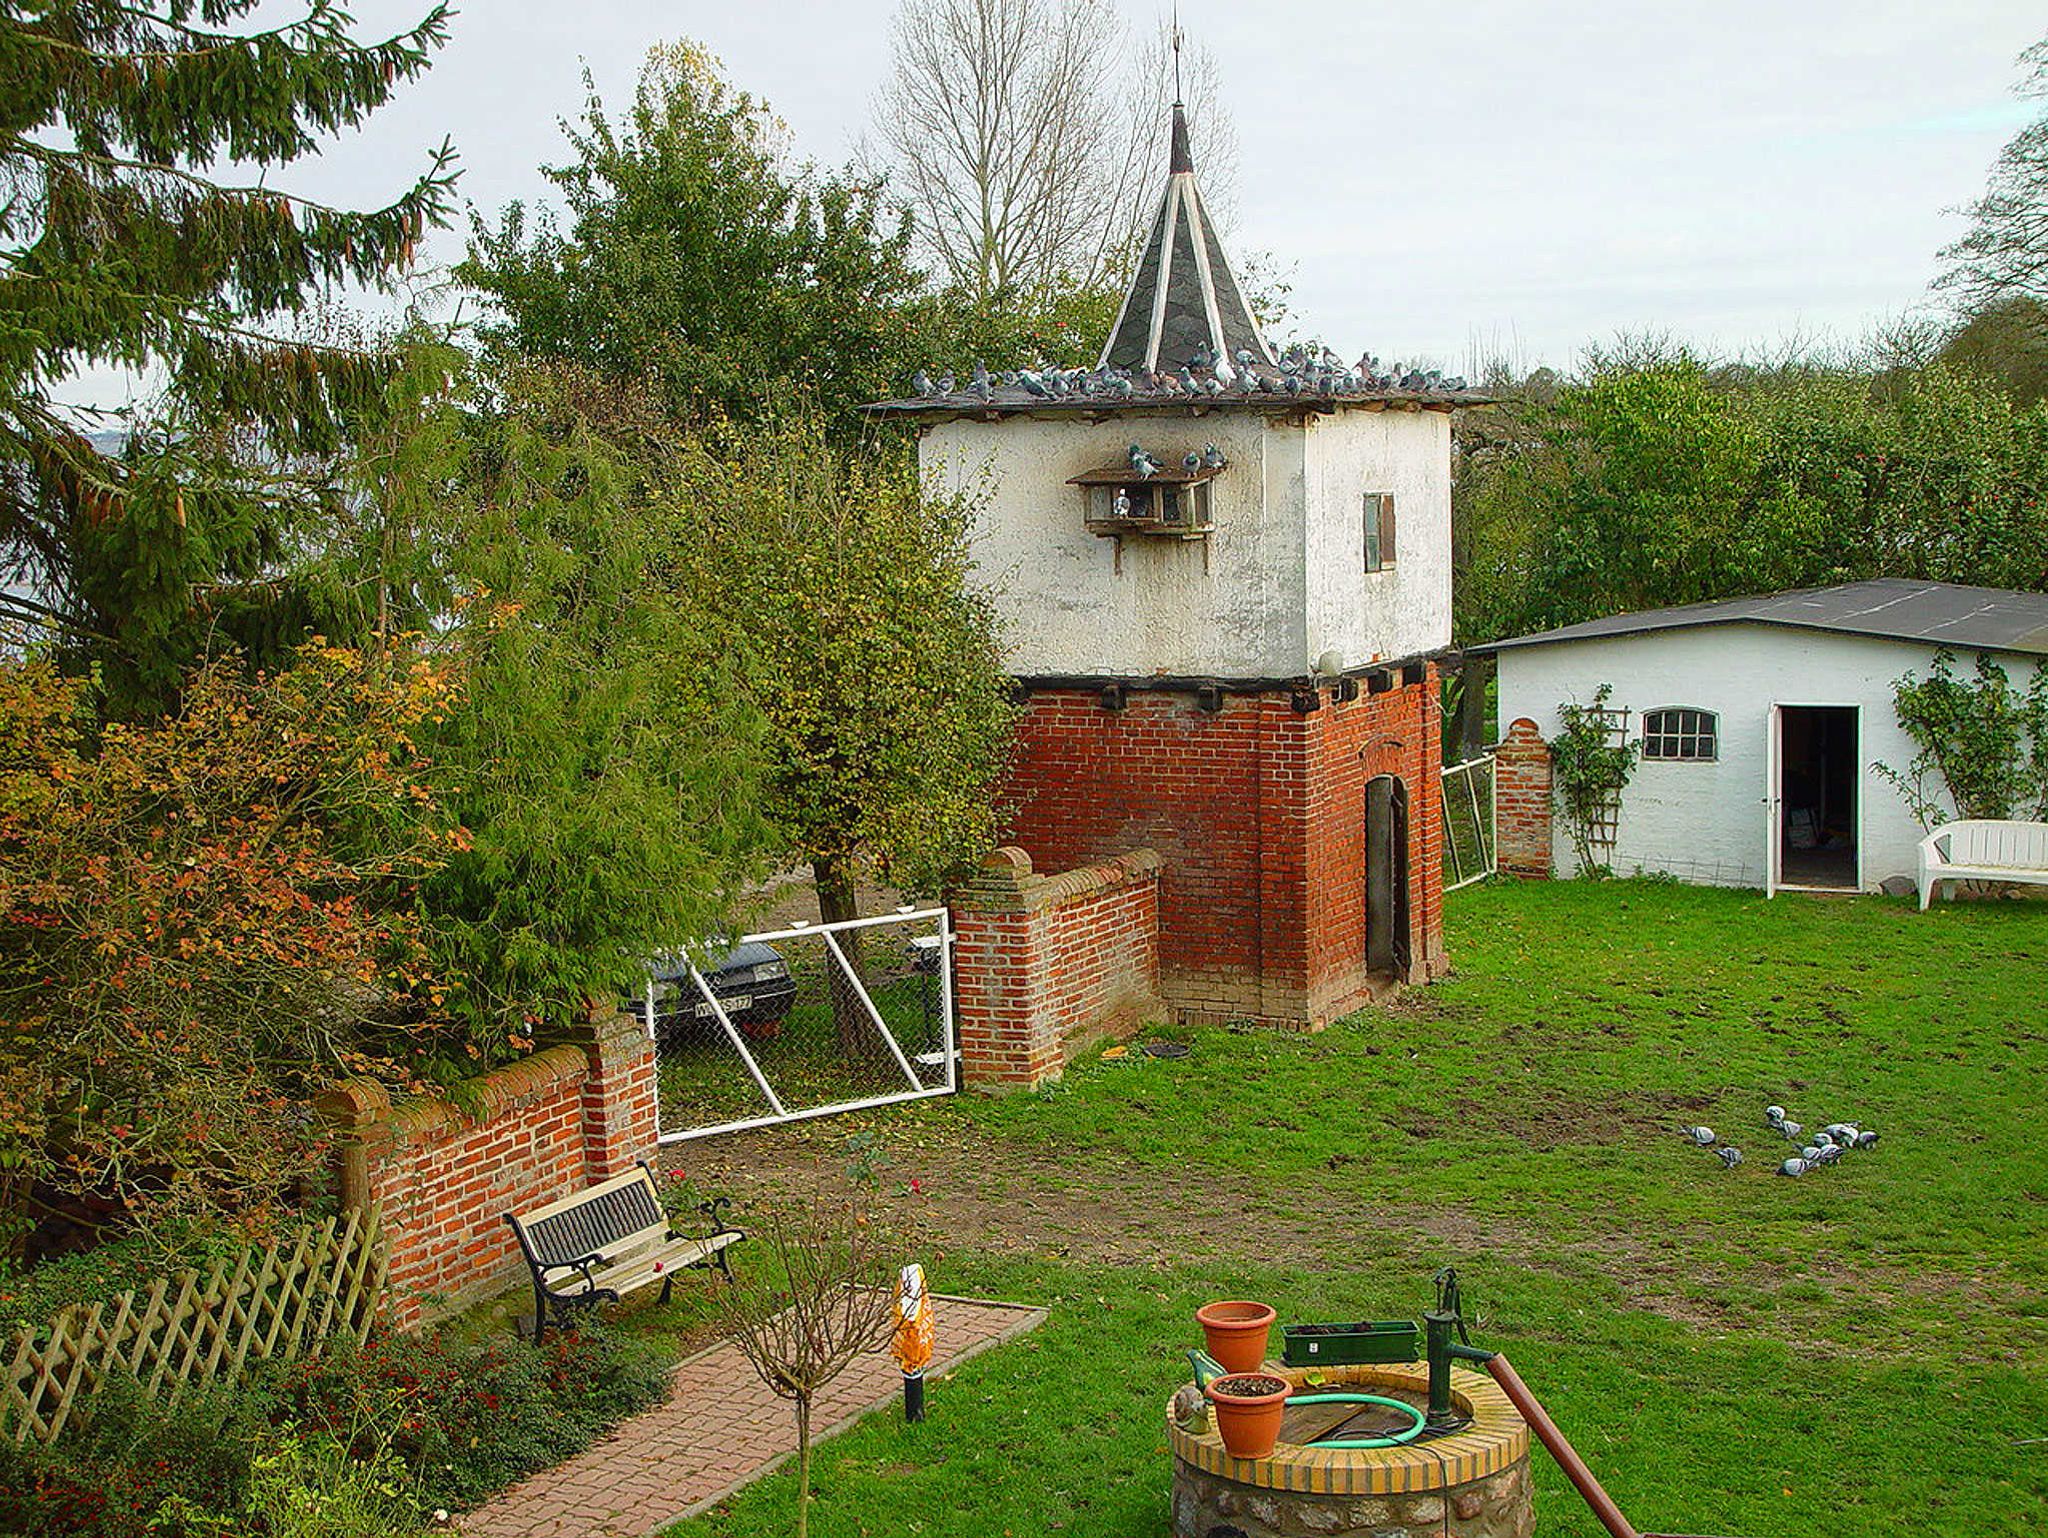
[660, 880, 2048, 1537]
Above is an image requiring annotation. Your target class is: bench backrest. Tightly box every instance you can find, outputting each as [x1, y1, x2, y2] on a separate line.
[509, 1165, 666, 1268]
[1935, 819, 2048, 869]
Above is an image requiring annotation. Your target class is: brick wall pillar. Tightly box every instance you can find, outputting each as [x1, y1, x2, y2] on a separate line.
[581, 1007, 659, 1179]
[951, 845, 1162, 1090]
[1494, 717, 1553, 878]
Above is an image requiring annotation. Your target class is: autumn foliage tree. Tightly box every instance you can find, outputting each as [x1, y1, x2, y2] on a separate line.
[0, 640, 461, 1258]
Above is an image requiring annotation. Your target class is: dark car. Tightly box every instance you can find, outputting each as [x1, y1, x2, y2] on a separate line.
[642, 941, 797, 1044]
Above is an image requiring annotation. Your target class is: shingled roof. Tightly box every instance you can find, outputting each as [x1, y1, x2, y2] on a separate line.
[1100, 103, 1273, 382]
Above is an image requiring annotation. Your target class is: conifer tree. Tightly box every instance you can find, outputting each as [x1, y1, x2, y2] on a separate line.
[0, 1, 458, 704]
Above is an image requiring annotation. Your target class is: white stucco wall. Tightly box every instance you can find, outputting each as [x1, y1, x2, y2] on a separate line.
[919, 405, 1449, 678]
[1493, 624, 2044, 891]
[1303, 409, 1453, 667]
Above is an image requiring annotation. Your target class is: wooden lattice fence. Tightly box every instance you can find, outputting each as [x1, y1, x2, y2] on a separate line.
[1, 1203, 386, 1444]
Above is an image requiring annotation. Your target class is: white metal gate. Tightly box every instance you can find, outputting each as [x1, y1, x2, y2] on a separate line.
[647, 907, 956, 1143]
[1440, 755, 1497, 891]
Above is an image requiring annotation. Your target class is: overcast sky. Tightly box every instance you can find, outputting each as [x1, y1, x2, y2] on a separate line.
[76, 1, 2048, 402]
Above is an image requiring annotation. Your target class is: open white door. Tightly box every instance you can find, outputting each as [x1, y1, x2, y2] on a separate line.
[1764, 703, 1783, 897]
[1851, 706, 1865, 892]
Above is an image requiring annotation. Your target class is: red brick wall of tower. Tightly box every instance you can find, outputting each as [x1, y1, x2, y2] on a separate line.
[999, 668, 1446, 1027]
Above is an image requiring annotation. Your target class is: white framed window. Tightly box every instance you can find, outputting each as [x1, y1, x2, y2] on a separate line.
[1363, 493, 1396, 572]
[1641, 707, 1718, 762]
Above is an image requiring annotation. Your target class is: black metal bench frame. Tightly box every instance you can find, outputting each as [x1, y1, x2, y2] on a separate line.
[503, 1159, 741, 1341]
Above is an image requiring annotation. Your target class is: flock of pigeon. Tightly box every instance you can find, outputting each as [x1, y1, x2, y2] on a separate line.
[906, 345, 1470, 405]
[1123, 439, 1228, 481]
[1683, 1105, 1881, 1178]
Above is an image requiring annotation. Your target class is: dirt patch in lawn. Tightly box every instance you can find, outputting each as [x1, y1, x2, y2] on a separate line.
[681, 1120, 1540, 1275]
[668, 1115, 2026, 1365]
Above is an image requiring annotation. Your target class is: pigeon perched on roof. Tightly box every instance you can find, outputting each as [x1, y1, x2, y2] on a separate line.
[1128, 443, 1161, 479]
[912, 369, 935, 398]
[936, 372, 956, 394]
[1182, 451, 1203, 473]
[1018, 369, 1049, 398]
[971, 360, 989, 391]
[1716, 1146, 1743, 1169]
[1189, 344, 1215, 371]
[1201, 442, 1228, 470]
[1178, 365, 1199, 393]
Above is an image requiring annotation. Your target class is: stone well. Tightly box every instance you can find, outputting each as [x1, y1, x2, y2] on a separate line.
[1168, 1361, 1534, 1538]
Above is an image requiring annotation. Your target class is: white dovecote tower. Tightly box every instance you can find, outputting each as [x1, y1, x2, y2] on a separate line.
[866, 96, 1483, 1029]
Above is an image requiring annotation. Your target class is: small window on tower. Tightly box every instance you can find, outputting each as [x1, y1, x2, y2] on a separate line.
[1364, 494, 1396, 572]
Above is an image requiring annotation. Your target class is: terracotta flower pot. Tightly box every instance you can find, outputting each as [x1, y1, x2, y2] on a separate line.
[1207, 1371, 1291, 1459]
[1196, 1299, 1277, 1375]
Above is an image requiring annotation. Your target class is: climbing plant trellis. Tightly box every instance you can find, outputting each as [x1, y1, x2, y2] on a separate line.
[1, 1203, 385, 1444]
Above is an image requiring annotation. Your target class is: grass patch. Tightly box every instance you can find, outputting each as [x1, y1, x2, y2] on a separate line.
[668, 880, 2048, 1537]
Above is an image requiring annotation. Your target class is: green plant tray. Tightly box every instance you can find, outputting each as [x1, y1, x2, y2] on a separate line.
[1281, 1319, 1420, 1366]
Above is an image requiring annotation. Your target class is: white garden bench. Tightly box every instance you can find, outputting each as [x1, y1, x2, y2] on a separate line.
[1915, 819, 2048, 909]
[504, 1161, 742, 1341]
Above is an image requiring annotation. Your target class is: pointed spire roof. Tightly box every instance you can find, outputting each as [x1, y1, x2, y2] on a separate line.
[1099, 103, 1274, 382]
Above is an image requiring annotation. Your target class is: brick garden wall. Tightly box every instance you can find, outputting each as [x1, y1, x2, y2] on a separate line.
[1493, 718, 1553, 878]
[1000, 670, 1446, 1028]
[323, 1010, 658, 1328]
[951, 846, 1163, 1089]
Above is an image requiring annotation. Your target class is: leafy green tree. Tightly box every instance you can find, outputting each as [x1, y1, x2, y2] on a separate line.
[1942, 295, 2048, 405]
[315, 353, 776, 1056]
[461, 43, 924, 438]
[0, 1, 458, 706]
[665, 416, 1016, 927]
[1457, 349, 2048, 651]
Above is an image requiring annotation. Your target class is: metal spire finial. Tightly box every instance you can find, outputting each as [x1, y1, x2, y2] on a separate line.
[1171, 2, 1183, 105]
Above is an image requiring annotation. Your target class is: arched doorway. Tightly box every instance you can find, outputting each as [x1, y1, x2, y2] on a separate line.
[1365, 775, 1411, 979]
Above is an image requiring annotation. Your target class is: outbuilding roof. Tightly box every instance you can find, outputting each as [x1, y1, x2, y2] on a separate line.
[1474, 579, 2048, 658]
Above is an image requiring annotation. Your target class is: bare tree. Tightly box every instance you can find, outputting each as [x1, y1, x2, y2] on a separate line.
[871, 0, 1238, 301]
[712, 1191, 902, 1538]
[1941, 36, 2048, 310]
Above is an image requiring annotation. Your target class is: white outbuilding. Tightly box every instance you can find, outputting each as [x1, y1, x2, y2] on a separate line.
[1480, 579, 2048, 893]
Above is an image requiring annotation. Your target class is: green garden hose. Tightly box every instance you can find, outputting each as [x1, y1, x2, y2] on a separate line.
[1286, 1392, 1428, 1448]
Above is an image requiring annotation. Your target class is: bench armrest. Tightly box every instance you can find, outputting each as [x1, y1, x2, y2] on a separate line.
[535, 1253, 604, 1294]
[694, 1194, 740, 1239]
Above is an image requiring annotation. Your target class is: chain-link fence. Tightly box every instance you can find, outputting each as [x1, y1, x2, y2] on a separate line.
[648, 908, 954, 1143]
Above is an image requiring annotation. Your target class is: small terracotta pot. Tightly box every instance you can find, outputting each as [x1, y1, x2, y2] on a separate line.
[1196, 1299, 1277, 1375]
[1207, 1371, 1291, 1459]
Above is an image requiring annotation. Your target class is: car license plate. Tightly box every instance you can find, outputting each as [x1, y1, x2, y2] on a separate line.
[695, 995, 750, 1017]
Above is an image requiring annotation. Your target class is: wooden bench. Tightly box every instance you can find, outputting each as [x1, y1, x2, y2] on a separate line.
[1916, 819, 2048, 909]
[504, 1161, 742, 1341]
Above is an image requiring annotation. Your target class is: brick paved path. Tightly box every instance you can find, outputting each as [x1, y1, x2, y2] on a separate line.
[458, 1295, 1046, 1538]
